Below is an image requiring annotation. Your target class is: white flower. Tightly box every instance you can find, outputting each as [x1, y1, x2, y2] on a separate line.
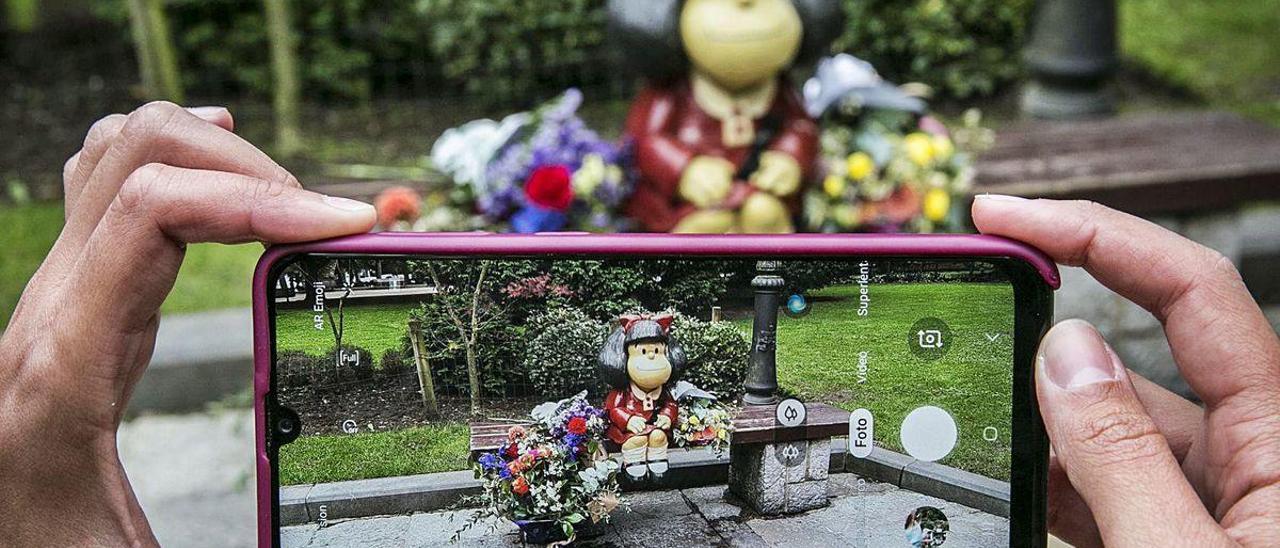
[429, 112, 529, 193]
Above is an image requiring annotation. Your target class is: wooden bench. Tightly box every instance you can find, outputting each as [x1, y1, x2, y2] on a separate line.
[469, 402, 850, 458]
[469, 421, 532, 461]
[973, 111, 1280, 215]
[729, 401, 849, 444]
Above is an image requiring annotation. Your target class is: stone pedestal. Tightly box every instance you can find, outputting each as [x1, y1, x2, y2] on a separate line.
[728, 439, 831, 515]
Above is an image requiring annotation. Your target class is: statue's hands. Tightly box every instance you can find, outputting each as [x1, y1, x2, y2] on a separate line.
[654, 415, 672, 430]
[626, 416, 648, 434]
[679, 155, 735, 208]
[750, 151, 802, 197]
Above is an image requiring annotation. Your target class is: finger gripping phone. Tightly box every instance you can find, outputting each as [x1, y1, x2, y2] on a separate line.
[253, 233, 1056, 548]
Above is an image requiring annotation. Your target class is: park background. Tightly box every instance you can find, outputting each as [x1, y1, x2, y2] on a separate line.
[2, 1, 1280, 547]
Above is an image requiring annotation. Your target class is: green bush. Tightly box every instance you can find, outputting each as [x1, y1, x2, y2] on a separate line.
[522, 306, 610, 397]
[278, 345, 377, 388]
[835, 0, 1033, 99]
[403, 298, 525, 398]
[94, 0, 435, 100]
[417, 0, 610, 105]
[96, 0, 1027, 104]
[671, 314, 750, 401]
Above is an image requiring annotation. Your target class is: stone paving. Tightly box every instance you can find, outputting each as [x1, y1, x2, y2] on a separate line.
[281, 474, 1007, 548]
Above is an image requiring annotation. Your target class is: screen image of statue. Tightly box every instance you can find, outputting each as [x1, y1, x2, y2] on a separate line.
[271, 256, 1016, 547]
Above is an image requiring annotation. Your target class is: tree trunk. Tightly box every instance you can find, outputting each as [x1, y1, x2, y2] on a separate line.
[407, 319, 440, 418]
[124, 0, 158, 98]
[262, 0, 302, 156]
[145, 0, 183, 103]
[465, 262, 490, 417]
[465, 337, 480, 417]
[125, 0, 183, 102]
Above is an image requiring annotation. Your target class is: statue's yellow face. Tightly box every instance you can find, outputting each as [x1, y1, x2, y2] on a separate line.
[680, 0, 803, 91]
[626, 341, 672, 391]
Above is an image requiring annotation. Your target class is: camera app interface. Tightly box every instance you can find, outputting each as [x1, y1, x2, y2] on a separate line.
[272, 256, 1015, 548]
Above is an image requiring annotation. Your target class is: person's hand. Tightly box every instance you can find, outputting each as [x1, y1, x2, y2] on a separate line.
[627, 416, 648, 434]
[654, 414, 672, 430]
[749, 151, 802, 197]
[679, 155, 735, 208]
[973, 196, 1280, 547]
[0, 102, 375, 546]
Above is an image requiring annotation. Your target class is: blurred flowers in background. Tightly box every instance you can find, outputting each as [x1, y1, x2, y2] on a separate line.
[431, 89, 634, 233]
[806, 107, 993, 233]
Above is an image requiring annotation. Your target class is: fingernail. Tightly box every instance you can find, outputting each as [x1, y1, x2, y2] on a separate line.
[975, 193, 1029, 203]
[187, 106, 229, 118]
[1038, 319, 1121, 390]
[323, 195, 375, 213]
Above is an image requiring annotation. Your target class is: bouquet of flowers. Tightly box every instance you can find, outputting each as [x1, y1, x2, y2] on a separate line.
[431, 89, 633, 233]
[670, 382, 734, 456]
[459, 392, 622, 543]
[805, 109, 992, 233]
[802, 55, 993, 233]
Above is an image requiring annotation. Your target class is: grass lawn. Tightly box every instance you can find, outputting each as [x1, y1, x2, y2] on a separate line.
[742, 283, 1015, 481]
[279, 423, 469, 485]
[1122, 0, 1280, 126]
[275, 302, 419, 359]
[0, 202, 262, 331]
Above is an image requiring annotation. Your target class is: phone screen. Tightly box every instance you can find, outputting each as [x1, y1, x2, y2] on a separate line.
[268, 255, 1044, 548]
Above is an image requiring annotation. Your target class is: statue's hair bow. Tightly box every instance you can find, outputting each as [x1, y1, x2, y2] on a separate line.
[618, 313, 674, 334]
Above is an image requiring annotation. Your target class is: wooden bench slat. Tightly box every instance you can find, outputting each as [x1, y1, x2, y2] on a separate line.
[973, 112, 1280, 215]
[467, 402, 852, 459]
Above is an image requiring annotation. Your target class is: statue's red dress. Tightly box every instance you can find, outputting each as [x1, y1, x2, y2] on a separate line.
[603, 385, 679, 446]
[623, 77, 819, 232]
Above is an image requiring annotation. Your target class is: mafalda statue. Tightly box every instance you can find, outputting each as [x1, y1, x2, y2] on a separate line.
[609, 0, 845, 233]
[598, 313, 687, 482]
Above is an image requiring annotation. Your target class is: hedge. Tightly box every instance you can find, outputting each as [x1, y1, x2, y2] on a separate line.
[94, 0, 1030, 103]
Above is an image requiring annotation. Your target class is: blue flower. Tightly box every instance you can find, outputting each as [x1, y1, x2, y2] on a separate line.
[511, 204, 568, 233]
[478, 452, 503, 472]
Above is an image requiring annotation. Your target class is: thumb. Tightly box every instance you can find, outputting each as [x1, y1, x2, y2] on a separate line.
[1037, 320, 1228, 547]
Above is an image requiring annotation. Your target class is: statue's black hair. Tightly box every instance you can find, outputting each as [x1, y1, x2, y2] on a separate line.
[607, 0, 847, 82]
[597, 319, 688, 390]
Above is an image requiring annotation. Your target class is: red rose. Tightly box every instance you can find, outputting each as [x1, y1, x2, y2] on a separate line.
[524, 165, 574, 211]
[512, 476, 530, 496]
[504, 444, 519, 458]
[567, 416, 588, 435]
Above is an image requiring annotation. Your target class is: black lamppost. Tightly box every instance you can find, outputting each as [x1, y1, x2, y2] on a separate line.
[744, 260, 784, 405]
[1022, 0, 1118, 119]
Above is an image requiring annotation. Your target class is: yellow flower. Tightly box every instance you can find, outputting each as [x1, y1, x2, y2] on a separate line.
[923, 188, 951, 222]
[931, 135, 954, 162]
[845, 152, 875, 181]
[903, 133, 935, 166]
[822, 174, 847, 198]
[689, 415, 701, 426]
[572, 154, 606, 194]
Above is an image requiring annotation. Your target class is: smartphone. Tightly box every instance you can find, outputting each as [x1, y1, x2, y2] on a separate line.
[253, 233, 1056, 548]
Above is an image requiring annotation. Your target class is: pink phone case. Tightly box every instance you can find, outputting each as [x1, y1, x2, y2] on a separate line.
[251, 232, 1059, 545]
